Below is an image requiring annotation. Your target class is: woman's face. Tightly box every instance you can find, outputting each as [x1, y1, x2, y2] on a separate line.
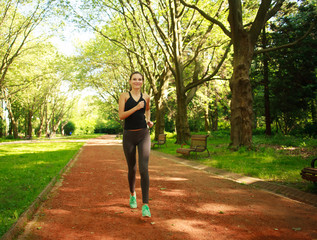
[129, 73, 143, 89]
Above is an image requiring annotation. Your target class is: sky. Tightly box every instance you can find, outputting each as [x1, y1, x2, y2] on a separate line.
[49, 24, 97, 97]
[51, 26, 95, 56]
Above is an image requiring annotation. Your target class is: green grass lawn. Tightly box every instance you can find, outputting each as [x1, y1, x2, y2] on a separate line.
[0, 141, 85, 237]
[0, 133, 105, 143]
[152, 131, 317, 192]
[1, 132, 316, 237]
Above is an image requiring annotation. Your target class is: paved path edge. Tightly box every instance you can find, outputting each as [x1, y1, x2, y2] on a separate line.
[151, 151, 317, 208]
[2, 144, 316, 240]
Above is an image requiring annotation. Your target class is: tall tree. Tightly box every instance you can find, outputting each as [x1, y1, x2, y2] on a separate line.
[65, 0, 171, 139]
[261, 25, 272, 135]
[181, 0, 315, 147]
[71, 34, 133, 128]
[67, 0, 230, 143]
[139, 0, 230, 143]
[0, 0, 53, 89]
[265, 1, 317, 134]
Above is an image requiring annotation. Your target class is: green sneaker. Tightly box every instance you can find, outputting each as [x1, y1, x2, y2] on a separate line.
[129, 195, 137, 209]
[142, 204, 151, 218]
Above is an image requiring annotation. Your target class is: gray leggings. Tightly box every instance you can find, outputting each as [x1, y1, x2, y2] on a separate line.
[123, 128, 150, 204]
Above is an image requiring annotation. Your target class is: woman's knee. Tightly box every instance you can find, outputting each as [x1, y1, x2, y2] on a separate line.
[139, 164, 149, 177]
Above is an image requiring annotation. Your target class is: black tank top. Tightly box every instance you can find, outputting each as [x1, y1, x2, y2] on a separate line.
[124, 92, 147, 130]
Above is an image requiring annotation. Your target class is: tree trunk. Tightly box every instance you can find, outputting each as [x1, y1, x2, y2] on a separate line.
[204, 108, 209, 132]
[175, 87, 191, 144]
[52, 113, 65, 137]
[4, 96, 19, 138]
[45, 111, 51, 138]
[0, 100, 3, 137]
[173, 52, 191, 144]
[8, 123, 12, 136]
[212, 96, 218, 131]
[154, 100, 166, 140]
[175, 104, 190, 143]
[61, 120, 69, 136]
[37, 108, 45, 138]
[51, 119, 60, 137]
[204, 86, 210, 132]
[8, 110, 18, 138]
[153, 72, 170, 140]
[0, 115, 3, 137]
[181, 0, 285, 147]
[229, 31, 253, 148]
[311, 99, 317, 124]
[262, 26, 272, 136]
[26, 110, 33, 139]
[228, 0, 258, 148]
[263, 59, 271, 135]
[12, 122, 18, 138]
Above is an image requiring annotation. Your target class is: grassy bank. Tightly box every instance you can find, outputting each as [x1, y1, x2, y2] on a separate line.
[0, 133, 104, 143]
[0, 141, 85, 237]
[152, 131, 317, 192]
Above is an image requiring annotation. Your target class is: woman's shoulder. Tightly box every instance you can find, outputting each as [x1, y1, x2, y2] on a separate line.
[120, 92, 130, 99]
[143, 92, 150, 100]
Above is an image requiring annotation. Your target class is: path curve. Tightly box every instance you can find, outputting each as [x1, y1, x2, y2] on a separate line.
[17, 135, 317, 240]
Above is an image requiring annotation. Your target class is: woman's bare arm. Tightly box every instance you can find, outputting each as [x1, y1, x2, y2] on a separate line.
[144, 94, 154, 128]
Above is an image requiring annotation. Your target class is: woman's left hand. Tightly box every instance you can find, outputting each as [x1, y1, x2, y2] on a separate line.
[147, 121, 154, 128]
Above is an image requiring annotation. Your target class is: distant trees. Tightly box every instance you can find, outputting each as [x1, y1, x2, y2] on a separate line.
[1, 43, 75, 138]
[66, 0, 231, 143]
[252, 1, 317, 136]
[1, 0, 316, 144]
[63, 121, 75, 136]
[0, 0, 53, 88]
[0, 0, 74, 139]
[61, 0, 316, 145]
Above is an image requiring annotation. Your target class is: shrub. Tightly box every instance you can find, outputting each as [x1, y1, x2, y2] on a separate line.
[5, 135, 14, 139]
[164, 115, 175, 133]
[94, 120, 121, 134]
[64, 121, 76, 135]
[304, 122, 317, 138]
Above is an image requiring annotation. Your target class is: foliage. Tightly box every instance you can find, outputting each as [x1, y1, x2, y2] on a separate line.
[303, 122, 317, 138]
[94, 119, 121, 134]
[268, 2, 317, 135]
[251, 0, 317, 137]
[0, 0, 55, 87]
[64, 121, 76, 135]
[188, 80, 231, 132]
[1, 0, 316, 147]
[68, 96, 96, 134]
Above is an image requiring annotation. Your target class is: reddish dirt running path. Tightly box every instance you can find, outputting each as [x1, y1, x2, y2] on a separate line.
[18, 135, 317, 240]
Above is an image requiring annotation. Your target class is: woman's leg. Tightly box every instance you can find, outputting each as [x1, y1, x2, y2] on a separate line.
[138, 129, 151, 204]
[123, 131, 137, 194]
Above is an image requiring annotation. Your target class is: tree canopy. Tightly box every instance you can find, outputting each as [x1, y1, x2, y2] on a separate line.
[0, 0, 316, 146]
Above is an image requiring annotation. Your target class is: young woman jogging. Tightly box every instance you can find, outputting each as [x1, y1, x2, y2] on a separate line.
[118, 72, 154, 218]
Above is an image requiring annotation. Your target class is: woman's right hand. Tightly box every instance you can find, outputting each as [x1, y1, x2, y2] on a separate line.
[136, 101, 144, 110]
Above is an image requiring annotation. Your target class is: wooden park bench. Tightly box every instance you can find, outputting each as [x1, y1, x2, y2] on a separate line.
[301, 157, 317, 185]
[151, 134, 167, 148]
[176, 134, 210, 158]
[24, 135, 32, 140]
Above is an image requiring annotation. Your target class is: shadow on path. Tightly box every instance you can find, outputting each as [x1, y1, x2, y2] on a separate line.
[12, 135, 317, 240]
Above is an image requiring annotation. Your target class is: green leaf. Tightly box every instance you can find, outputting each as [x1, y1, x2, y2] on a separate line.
[292, 227, 302, 231]
[115, 211, 124, 214]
